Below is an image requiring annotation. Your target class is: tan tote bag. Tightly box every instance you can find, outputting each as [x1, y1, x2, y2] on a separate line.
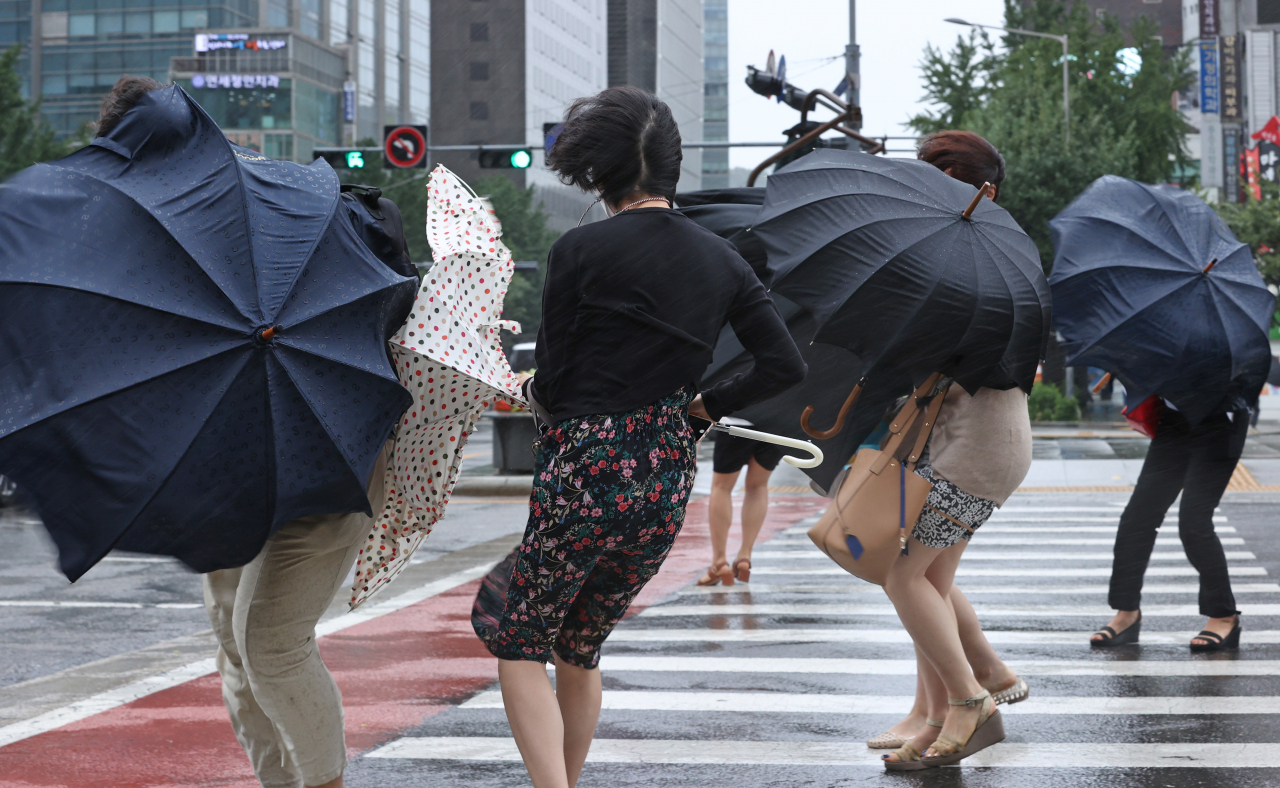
[807, 373, 951, 585]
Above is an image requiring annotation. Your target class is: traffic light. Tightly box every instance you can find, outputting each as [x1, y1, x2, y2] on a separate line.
[315, 147, 374, 170]
[478, 148, 532, 169]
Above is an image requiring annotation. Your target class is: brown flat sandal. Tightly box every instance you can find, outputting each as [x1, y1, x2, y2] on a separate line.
[882, 718, 943, 771]
[920, 690, 1005, 768]
[733, 557, 751, 583]
[696, 559, 734, 586]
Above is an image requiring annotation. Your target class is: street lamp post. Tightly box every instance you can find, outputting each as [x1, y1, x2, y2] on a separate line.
[945, 18, 1069, 146]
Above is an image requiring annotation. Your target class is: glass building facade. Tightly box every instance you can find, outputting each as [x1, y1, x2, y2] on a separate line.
[701, 0, 727, 188]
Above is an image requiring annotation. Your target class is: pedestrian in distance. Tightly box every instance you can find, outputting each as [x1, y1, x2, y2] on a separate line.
[879, 131, 1033, 771]
[475, 86, 806, 788]
[1090, 402, 1248, 650]
[696, 428, 783, 586]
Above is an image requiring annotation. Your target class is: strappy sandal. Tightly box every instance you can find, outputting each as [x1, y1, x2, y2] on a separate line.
[696, 559, 734, 586]
[1091, 611, 1141, 647]
[881, 718, 943, 771]
[732, 557, 752, 583]
[1190, 613, 1241, 652]
[987, 675, 1029, 706]
[919, 691, 1004, 768]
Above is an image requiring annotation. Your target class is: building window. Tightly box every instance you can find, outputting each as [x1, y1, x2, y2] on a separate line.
[470, 61, 489, 80]
[469, 101, 489, 120]
[470, 22, 488, 41]
[1262, 0, 1280, 24]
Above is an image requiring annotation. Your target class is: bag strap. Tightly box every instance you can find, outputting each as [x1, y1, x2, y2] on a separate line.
[868, 373, 943, 476]
[905, 382, 951, 470]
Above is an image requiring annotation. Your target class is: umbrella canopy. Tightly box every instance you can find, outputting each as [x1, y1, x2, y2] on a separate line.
[0, 86, 417, 580]
[349, 165, 523, 609]
[675, 187, 771, 286]
[1049, 175, 1275, 424]
[754, 150, 1052, 396]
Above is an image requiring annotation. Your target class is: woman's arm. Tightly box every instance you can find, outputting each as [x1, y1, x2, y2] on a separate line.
[528, 245, 578, 408]
[699, 270, 806, 421]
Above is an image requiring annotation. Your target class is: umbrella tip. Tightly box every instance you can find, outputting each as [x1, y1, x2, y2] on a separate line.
[1203, 258, 1218, 274]
[256, 324, 283, 344]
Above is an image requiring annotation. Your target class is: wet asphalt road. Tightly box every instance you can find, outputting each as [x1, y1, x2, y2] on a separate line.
[343, 493, 1280, 786]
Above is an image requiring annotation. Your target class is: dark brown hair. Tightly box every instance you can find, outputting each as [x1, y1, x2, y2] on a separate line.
[917, 130, 1006, 201]
[546, 86, 683, 207]
[96, 75, 165, 137]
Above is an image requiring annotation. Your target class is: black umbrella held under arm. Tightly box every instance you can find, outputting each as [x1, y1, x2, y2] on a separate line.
[1049, 175, 1275, 425]
[753, 150, 1052, 434]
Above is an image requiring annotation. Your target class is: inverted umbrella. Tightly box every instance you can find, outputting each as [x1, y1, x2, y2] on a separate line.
[1049, 175, 1275, 425]
[349, 165, 524, 608]
[0, 86, 417, 580]
[754, 150, 1052, 402]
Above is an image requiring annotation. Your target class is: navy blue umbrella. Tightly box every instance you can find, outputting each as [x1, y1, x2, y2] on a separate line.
[0, 86, 417, 580]
[1049, 175, 1275, 425]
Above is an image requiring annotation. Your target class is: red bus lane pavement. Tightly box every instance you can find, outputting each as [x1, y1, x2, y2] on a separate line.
[0, 495, 827, 788]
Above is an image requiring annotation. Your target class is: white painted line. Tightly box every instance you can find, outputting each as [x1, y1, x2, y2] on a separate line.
[593, 656, 1280, 677]
[750, 550, 1258, 561]
[779, 525, 1238, 536]
[0, 600, 205, 610]
[770, 536, 1246, 547]
[606, 628, 1280, 645]
[459, 690, 1280, 715]
[679, 582, 1280, 596]
[753, 566, 1268, 578]
[639, 603, 1280, 618]
[0, 561, 497, 750]
[365, 737, 1280, 767]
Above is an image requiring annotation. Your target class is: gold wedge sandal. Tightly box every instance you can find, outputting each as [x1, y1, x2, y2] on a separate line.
[881, 718, 943, 771]
[919, 690, 1005, 768]
[988, 675, 1029, 705]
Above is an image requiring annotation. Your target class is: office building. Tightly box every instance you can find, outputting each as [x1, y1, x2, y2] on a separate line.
[432, 0, 607, 232]
[4, 0, 428, 158]
[701, 0, 726, 189]
[607, 0, 703, 191]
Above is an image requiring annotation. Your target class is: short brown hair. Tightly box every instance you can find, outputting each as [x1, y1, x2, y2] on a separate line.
[917, 130, 1006, 201]
[96, 75, 165, 137]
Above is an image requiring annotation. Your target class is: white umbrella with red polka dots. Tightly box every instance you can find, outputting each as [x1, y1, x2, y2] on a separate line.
[349, 165, 524, 609]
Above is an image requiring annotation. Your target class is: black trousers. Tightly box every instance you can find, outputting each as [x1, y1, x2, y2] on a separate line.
[1108, 408, 1247, 618]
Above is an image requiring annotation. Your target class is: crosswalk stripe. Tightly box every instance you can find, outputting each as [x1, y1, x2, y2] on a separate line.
[769, 536, 1246, 546]
[679, 582, 1280, 595]
[753, 566, 1268, 577]
[779, 525, 1237, 535]
[365, 737, 1280, 767]
[458, 690, 1280, 715]
[584, 657, 1280, 676]
[749, 550, 1258, 561]
[605, 628, 1280, 645]
[639, 603, 1280, 618]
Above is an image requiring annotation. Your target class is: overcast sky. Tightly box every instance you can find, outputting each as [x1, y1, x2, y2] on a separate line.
[725, 0, 1007, 168]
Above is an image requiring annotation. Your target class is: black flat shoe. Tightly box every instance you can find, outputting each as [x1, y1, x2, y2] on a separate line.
[1190, 614, 1241, 652]
[1091, 612, 1141, 647]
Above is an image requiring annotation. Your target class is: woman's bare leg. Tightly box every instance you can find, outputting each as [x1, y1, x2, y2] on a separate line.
[553, 657, 602, 788]
[703, 470, 739, 578]
[498, 659, 570, 788]
[884, 538, 986, 755]
[735, 458, 772, 563]
[950, 585, 1017, 690]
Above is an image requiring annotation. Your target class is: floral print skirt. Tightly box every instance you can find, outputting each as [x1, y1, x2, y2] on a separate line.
[910, 463, 997, 549]
[473, 388, 696, 668]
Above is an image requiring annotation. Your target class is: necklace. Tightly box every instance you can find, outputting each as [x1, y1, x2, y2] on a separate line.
[617, 197, 670, 213]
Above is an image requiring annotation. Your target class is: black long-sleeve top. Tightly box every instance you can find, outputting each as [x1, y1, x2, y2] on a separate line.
[527, 207, 806, 424]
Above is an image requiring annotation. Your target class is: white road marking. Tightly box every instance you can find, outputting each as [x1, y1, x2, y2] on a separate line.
[639, 602, 1280, 618]
[591, 657, 1280, 676]
[605, 628, 1280, 645]
[0, 600, 204, 609]
[770, 536, 1246, 546]
[679, 582, 1280, 596]
[0, 561, 498, 750]
[750, 550, 1258, 561]
[459, 690, 1280, 715]
[365, 737, 1280, 767]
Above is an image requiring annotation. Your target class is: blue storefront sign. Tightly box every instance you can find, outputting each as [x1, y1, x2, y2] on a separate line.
[343, 81, 356, 123]
[1201, 39, 1220, 114]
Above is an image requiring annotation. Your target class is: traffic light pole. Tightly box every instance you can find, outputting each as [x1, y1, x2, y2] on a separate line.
[846, 0, 861, 130]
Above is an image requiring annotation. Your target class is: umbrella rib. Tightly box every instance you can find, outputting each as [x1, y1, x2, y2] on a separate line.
[218, 139, 266, 325]
[1064, 277, 1206, 363]
[269, 347, 369, 478]
[1050, 214, 1203, 280]
[262, 176, 342, 325]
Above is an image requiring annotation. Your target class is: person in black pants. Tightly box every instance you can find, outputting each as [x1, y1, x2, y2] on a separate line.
[1091, 406, 1248, 650]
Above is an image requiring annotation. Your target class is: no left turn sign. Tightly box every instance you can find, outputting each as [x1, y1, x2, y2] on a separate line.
[383, 125, 428, 169]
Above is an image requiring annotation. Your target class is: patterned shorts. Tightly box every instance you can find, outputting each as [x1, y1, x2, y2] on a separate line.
[473, 388, 697, 668]
[910, 464, 996, 549]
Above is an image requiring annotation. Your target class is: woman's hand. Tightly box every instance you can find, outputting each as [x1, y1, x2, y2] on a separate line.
[516, 371, 533, 387]
[688, 394, 712, 422]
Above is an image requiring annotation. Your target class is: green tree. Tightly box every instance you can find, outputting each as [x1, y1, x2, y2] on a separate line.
[1213, 181, 1280, 294]
[908, 0, 1193, 270]
[0, 44, 73, 181]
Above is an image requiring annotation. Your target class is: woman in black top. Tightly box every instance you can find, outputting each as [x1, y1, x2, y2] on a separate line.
[481, 87, 805, 788]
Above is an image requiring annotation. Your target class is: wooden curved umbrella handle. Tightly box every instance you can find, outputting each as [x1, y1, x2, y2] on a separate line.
[962, 182, 994, 220]
[800, 379, 866, 440]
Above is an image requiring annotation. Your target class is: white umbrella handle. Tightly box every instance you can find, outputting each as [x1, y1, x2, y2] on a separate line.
[709, 423, 825, 469]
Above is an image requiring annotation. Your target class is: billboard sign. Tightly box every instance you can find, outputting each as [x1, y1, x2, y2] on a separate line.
[195, 33, 287, 53]
[1200, 40, 1220, 115]
[1200, 0, 1219, 38]
[191, 74, 281, 89]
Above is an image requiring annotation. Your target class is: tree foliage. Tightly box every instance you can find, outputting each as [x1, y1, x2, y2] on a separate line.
[1213, 180, 1280, 290]
[0, 44, 74, 181]
[908, 0, 1193, 270]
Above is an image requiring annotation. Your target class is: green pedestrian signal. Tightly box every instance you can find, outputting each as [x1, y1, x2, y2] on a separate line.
[346, 151, 365, 169]
[314, 147, 378, 170]
[478, 148, 534, 169]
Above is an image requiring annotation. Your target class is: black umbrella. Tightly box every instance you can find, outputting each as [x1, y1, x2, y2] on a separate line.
[1049, 175, 1275, 424]
[675, 188, 771, 286]
[754, 150, 1052, 403]
[0, 86, 417, 580]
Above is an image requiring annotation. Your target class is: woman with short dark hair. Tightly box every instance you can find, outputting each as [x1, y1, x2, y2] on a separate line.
[478, 86, 806, 788]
